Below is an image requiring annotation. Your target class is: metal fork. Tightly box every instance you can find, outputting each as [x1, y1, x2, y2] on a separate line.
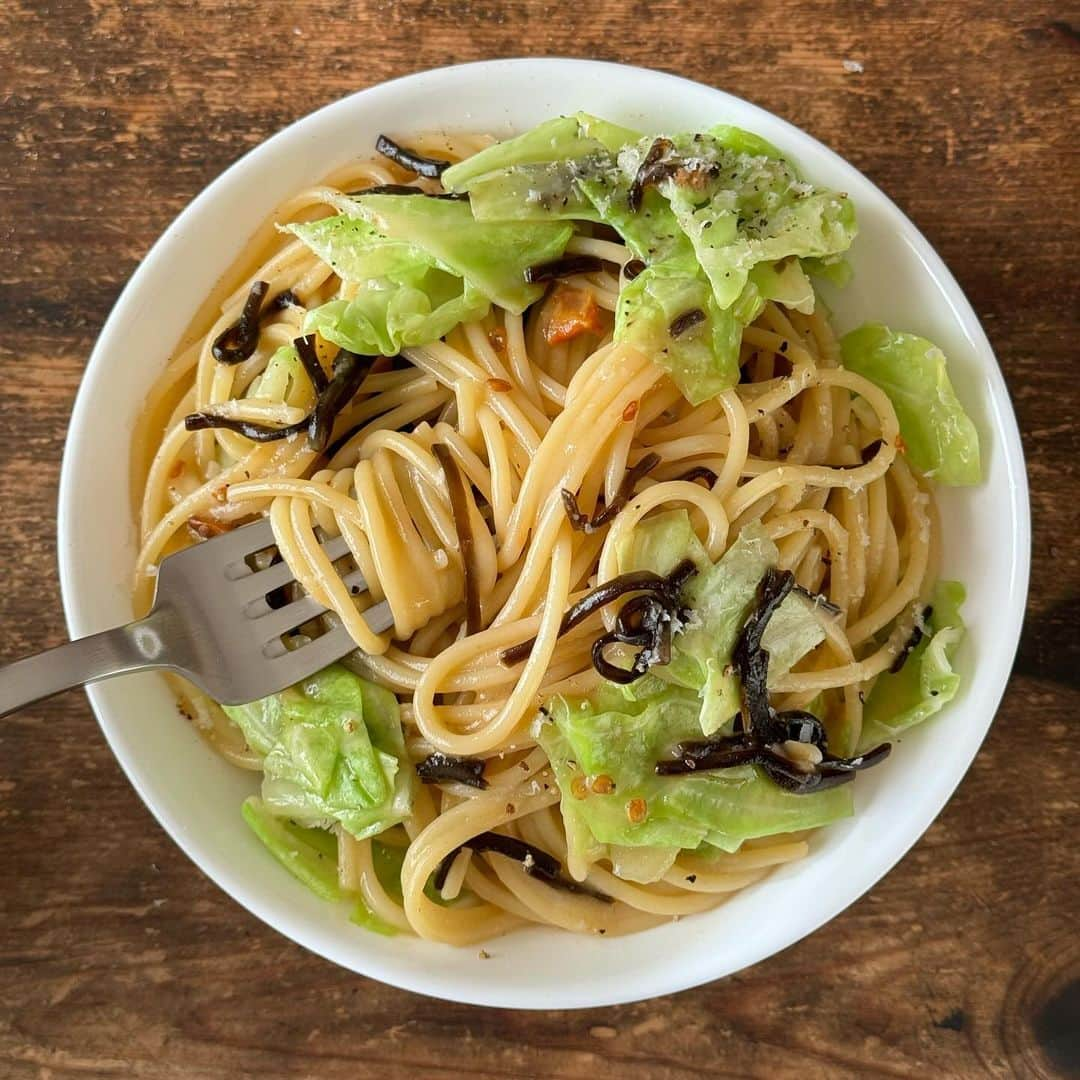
[0, 519, 392, 718]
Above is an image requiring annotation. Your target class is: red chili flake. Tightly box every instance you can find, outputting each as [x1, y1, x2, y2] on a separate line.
[622, 400, 639, 423]
[487, 378, 512, 393]
[591, 774, 616, 795]
[626, 797, 648, 823]
[895, 434, 908, 454]
[488, 328, 507, 353]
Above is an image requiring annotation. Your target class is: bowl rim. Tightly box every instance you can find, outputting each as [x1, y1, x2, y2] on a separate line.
[56, 57, 1030, 1008]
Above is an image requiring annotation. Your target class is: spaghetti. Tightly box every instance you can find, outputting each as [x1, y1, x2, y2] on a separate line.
[133, 127, 957, 945]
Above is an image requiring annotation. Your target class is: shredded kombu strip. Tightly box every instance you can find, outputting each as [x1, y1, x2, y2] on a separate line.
[502, 560, 696, 690]
[416, 751, 488, 790]
[836, 438, 885, 468]
[432, 832, 612, 902]
[433, 443, 483, 635]
[889, 605, 933, 673]
[185, 345, 374, 453]
[589, 570, 695, 684]
[307, 351, 373, 451]
[655, 567, 892, 793]
[374, 134, 451, 179]
[561, 452, 661, 533]
[627, 137, 675, 212]
[210, 283, 299, 367]
[295, 334, 329, 393]
[501, 560, 695, 667]
[346, 181, 468, 200]
[212, 281, 269, 364]
[792, 582, 842, 616]
[732, 567, 796, 736]
[270, 289, 298, 312]
[669, 308, 706, 338]
[860, 438, 885, 463]
[673, 465, 718, 487]
[525, 254, 605, 283]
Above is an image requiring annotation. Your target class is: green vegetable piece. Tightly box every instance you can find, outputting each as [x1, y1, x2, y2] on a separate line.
[466, 167, 602, 223]
[614, 258, 741, 405]
[441, 116, 594, 191]
[285, 215, 425, 282]
[617, 511, 824, 734]
[840, 324, 982, 485]
[538, 684, 853, 869]
[304, 275, 489, 357]
[251, 344, 301, 403]
[802, 254, 853, 288]
[707, 123, 786, 161]
[225, 665, 412, 841]
[349, 898, 400, 936]
[241, 796, 341, 902]
[858, 581, 966, 752]
[348, 195, 572, 313]
[665, 175, 856, 311]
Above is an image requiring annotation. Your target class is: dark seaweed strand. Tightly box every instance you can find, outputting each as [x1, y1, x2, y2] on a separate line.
[525, 254, 605, 284]
[416, 752, 488, 790]
[627, 137, 674, 212]
[211, 280, 269, 364]
[561, 452, 662, 534]
[434, 443, 483, 636]
[591, 599, 672, 684]
[669, 308, 706, 338]
[732, 568, 796, 738]
[578, 558, 696, 684]
[307, 350, 374, 452]
[500, 569, 670, 666]
[431, 849, 457, 892]
[792, 582, 843, 616]
[622, 258, 646, 281]
[860, 438, 884, 464]
[836, 437, 885, 468]
[673, 465, 718, 487]
[656, 729, 890, 790]
[295, 334, 329, 394]
[185, 347, 374, 450]
[184, 413, 307, 443]
[889, 606, 933, 673]
[374, 134, 451, 179]
[346, 182, 468, 200]
[269, 289, 298, 312]
[432, 832, 613, 903]
[654, 565, 893, 792]
[591, 632, 650, 684]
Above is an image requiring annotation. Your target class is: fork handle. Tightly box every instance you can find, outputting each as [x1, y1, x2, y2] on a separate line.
[0, 610, 173, 718]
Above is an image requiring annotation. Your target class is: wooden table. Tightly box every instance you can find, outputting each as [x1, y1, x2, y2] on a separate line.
[1, 3, 1076, 1076]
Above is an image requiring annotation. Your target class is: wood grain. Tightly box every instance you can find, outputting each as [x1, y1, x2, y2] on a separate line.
[0, 1, 1077, 1076]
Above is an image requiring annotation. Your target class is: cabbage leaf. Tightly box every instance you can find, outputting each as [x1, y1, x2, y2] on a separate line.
[857, 581, 967, 751]
[840, 324, 981, 485]
[225, 664, 412, 841]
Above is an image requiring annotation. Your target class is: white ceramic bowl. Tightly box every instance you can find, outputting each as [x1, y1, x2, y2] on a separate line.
[57, 59, 1029, 1008]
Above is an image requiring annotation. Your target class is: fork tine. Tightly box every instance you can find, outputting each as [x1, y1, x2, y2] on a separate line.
[264, 601, 393, 684]
[202, 518, 277, 564]
[231, 533, 352, 602]
[248, 568, 369, 639]
[267, 624, 356, 684]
